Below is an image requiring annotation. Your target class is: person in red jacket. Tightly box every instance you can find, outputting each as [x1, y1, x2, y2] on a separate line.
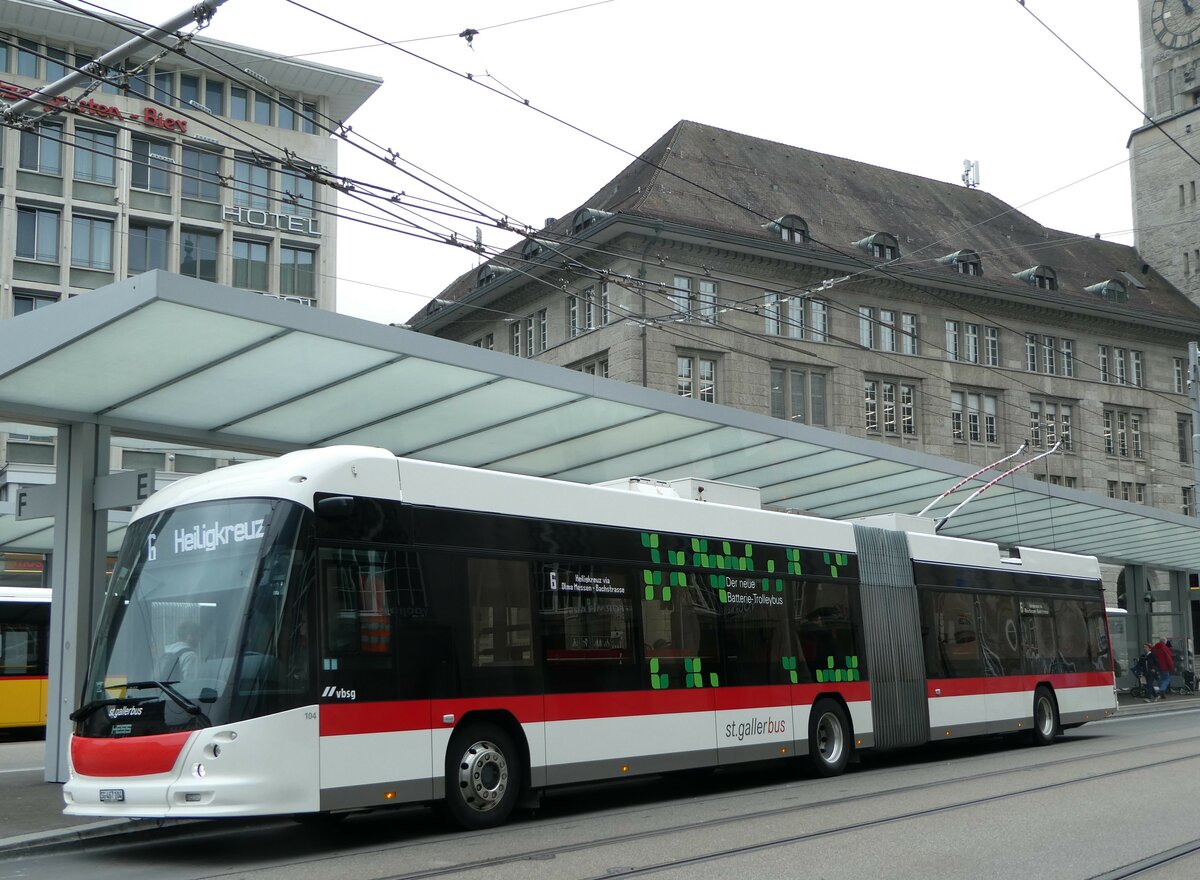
[1152, 639, 1175, 700]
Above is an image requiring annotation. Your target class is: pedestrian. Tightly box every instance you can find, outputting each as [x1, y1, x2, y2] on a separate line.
[156, 619, 200, 681]
[1134, 642, 1161, 702]
[1152, 638, 1175, 699]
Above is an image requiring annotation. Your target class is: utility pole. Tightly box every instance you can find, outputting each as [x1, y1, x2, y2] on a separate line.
[1, 0, 228, 123]
[1191, 343, 1200, 519]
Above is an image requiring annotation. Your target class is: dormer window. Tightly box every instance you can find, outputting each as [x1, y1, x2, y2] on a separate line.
[940, 249, 982, 276]
[853, 232, 900, 261]
[1014, 265, 1058, 291]
[1085, 279, 1129, 304]
[764, 214, 810, 244]
[521, 238, 545, 260]
[572, 207, 612, 233]
[476, 263, 512, 289]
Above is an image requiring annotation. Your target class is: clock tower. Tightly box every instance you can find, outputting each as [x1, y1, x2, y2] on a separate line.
[1131, 0, 1200, 303]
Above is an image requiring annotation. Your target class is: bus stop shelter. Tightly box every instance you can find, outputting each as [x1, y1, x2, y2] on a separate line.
[3, 271, 1199, 781]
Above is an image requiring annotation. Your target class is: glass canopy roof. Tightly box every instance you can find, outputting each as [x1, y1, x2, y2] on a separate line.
[2, 272, 1197, 571]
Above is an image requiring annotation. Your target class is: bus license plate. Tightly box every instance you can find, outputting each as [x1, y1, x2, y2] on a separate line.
[99, 789, 125, 803]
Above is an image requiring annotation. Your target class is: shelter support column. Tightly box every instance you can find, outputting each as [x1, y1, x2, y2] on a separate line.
[44, 423, 110, 784]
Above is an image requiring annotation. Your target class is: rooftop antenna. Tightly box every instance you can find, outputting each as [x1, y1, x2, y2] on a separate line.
[962, 159, 980, 189]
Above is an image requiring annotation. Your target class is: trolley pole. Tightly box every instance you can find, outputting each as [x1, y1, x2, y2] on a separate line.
[1, 0, 228, 123]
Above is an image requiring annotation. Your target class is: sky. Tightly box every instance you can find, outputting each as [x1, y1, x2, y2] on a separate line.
[97, 0, 1146, 325]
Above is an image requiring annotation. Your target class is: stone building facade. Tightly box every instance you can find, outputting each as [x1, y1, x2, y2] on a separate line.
[1131, 0, 1200, 304]
[414, 120, 1200, 529]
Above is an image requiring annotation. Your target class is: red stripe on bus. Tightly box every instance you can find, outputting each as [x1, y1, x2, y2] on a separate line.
[0, 675, 47, 682]
[927, 671, 1113, 697]
[71, 732, 191, 777]
[319, 683, 877, 736]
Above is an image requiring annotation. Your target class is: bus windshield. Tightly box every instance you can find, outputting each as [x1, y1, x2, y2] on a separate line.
[77, 498, 312, 737]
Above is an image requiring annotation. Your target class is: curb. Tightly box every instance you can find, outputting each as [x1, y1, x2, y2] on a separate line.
[0, 817, 192, 857]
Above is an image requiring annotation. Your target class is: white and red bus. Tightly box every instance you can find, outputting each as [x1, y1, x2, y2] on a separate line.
[64, 446, 1116, 828]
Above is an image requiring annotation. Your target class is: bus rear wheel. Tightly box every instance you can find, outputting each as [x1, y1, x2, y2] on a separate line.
[807, 698, 851, 777]
[1030, 686, 1059, 746]
[444, 722, 522, 830]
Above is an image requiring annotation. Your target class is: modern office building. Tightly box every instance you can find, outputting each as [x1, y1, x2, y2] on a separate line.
[0, 0, 379, 586]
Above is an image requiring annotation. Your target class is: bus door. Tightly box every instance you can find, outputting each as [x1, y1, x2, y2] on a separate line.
[639, 574, 719, 773]
[317, 546, 435, 810]
[717, 576, 790, 767]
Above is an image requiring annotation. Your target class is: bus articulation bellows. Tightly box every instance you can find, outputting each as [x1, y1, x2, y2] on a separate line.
[63, 446, 1117, 828]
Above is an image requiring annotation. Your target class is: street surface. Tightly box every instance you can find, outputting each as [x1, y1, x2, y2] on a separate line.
[2, 709, 1199, 879]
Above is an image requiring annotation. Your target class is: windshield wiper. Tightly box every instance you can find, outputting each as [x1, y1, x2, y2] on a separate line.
[116, 680, 206, 717]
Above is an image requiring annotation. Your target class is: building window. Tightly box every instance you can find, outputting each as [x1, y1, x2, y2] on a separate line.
[205, 78, 224, 116]
[233, 157, 271, 210]
[952, 390, 998, 444]
[878, 310, 897, 352]
[1061, 339, 1074, 377]
[538, 309, 548, 351]
[670, 276, 718, 323]
[19, 122, 63, 175]
[301, 102, 318, 134]
[472, 334, 494, 350]
[902, 313, 919, 355]
[576, 355, 609, 377]
[855, 232, 900, 261]
[73, 128, 116, 184]
[280, 167, 314, 217]
[230, 86, 249, 121]
[13, 292, 59, 315]
[131, 137, 172, 193]
[984, 326, 999, 367]
[771, 366, 828, 426]
[1175, 357, 1186, 394]
[17, 38, 38, 77]
[179, 74, 200, 108]
[1131, 351, 1143, 388]
[771, 214, 809, 244]
[569, 287, 597, 337]
[254, 91, 272, 125]
[71, 216, 114, 270]
[280, 245, 316, 299]
[1183, 487, 1195, 517]
[859, 307, 875, 349]
[182, 147, 222, 202]
[677, 355, 716, 403]
[1114, 348, 1127, 385]
[233, 239, 269, 291]
[526, 316, 535, 357]
[1104, 408, 1144, 458]
[1042, 336, 1057, 376]
[865, 378, 916, 435]
[15, 207, 60, 263]
[180, 229, 219, 282]
[153, 71, 173, 105]
[1015, 265, 1058, 290]
[810, 300, 829, 342]
[128, 222, 169, 275]
[510, 321, 521, 357]
[1025, 333, 1038, 372]
[1030, 399, 1073, 450]
[945, 321, 961, 361]
[1098, 345, 1110, 383]
[278, 97, 296, 130]
[1179, 415, 1193, 465]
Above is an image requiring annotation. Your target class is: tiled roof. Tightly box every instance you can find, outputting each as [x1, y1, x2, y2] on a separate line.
[420, 119, 1200, 325]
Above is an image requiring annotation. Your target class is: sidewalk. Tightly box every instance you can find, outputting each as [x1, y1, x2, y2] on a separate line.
[2, 692, 1197, 855]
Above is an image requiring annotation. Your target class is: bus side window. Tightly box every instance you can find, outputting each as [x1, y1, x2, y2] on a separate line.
[792, 580, 857, 683]
[467, 558, 533, 668]
[318, 546, 398, 698]
[640, 574, 718, 689]
[978, 594, 1021, 676]
[926, 590, 983, 678]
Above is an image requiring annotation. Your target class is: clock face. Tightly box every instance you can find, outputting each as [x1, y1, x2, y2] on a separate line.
[1151, 0, 1200, 49]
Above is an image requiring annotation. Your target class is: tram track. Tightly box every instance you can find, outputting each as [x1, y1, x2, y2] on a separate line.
[1088, 838, 1200, 879]
[202, 729, 1200, 880]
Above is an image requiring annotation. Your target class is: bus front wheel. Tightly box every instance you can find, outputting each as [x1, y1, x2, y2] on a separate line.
[444, 722, 522, 829]
[807, 698, 851, 777]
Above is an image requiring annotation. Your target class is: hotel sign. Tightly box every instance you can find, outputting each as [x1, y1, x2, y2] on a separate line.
[223, 206, 321, 237]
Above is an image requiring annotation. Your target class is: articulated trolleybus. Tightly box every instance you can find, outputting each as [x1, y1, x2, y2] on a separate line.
[65, 446, 1116, 828]
[1, 587, 51, 730]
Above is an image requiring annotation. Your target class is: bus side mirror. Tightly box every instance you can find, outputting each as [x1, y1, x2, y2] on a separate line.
[316, 496, 355, 519]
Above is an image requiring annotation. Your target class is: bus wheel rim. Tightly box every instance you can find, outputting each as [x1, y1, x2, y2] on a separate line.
[816, 712, 843, 764]
[1036, 696, 1054, 736]
[457, 740, 509, 812]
